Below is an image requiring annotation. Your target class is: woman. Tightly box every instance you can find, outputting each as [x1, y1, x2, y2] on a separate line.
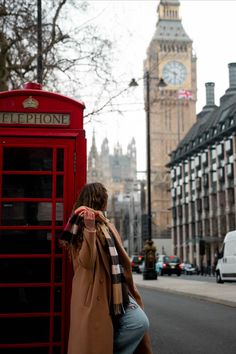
[61, 182, 153, 354]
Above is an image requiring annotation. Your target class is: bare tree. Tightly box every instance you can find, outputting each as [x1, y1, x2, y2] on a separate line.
[0, 0, 120, 117]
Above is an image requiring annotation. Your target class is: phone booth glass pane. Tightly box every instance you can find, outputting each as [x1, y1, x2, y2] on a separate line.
[2, 175, 53, 198]
[3, 148, 53, 171]
[0, 229, 51, 254]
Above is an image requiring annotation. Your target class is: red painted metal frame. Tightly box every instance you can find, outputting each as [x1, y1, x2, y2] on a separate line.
[0, 85, 86, 354]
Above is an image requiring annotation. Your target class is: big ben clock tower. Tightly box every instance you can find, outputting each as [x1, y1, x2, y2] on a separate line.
[144, 0, 197, 242]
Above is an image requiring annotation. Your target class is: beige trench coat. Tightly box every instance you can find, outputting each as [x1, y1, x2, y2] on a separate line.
[68, 216, 153, 354]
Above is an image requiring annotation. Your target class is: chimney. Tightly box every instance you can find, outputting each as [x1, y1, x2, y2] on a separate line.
[205, 82, 215, 106]
[201, 82, 217, 114]
[220, 63, 236, 104]
[228, 63, 236, 90]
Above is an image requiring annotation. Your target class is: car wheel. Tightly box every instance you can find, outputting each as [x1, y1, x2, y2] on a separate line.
[216, 271, 224, 284]
[177, 272, 181, 277]
[168, 273, 172, 276]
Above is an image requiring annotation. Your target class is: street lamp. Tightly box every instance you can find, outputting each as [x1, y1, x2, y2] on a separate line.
[129, 72, 167, 279]
[37, 0, 43, 83]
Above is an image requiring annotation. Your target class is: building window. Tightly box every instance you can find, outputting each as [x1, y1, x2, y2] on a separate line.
[228, 189, 235, 205]
[171, 168, 176, 180]
[196, 177, 201, 190]
[202, 151, 208, 165]
[184, 161, 188, 174]
[190, 159, 195, 171]
[178, 205, 182, 217]
[205, 219, 210, 234]
[197, 220, 203, 236]
[210, 147, 216, 160]
[212, 171, 217, 183]
[195, 155, 201, 168]
[184, 204, 189, 219]
[225, 139, 232, 154]
[171, 188, 176, 198]
[196, 199, 202, 213]
[203, 197, 209, 210]
[172, 207, 177, 219]
[216, 143, 224, 157]
[176, 165, 182, 177]
[184, 183, 188, 195]
[218, 167, 225, 182]
[191, 201, 195, 216]
[197, 169, 202, 178]
[191, 222, 195, 236]
[177, 186, 182, 196]
[203, 174, 209, 188]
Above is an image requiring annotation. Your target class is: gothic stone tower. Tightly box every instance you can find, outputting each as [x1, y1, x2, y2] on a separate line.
[144, 0, 197, 239]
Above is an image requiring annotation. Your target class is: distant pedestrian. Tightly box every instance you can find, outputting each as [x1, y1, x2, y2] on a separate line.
[60, 182, 153, 354]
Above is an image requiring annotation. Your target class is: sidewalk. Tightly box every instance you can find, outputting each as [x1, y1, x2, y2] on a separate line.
[133, 273, 236, 308]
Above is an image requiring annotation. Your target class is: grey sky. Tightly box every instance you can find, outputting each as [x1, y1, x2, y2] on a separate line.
[83, 0, 236, 172]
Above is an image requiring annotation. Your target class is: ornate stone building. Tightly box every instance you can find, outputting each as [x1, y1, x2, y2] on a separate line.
[87, 132, 137, 190]
[144, 0, 197, 240]
[87, 133, 144, 255]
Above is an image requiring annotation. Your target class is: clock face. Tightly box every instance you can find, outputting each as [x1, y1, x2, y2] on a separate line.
[162, 61, 187, 86]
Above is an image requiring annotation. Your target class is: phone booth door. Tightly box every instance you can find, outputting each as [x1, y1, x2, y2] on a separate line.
[0, 137, 75, 354]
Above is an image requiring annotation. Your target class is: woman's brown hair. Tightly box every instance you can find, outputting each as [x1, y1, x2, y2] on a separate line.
[73, 182, 108, 211]
[61, 183, 108, 253]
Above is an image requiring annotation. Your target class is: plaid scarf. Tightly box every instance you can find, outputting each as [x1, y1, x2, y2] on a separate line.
[99, 223, 126, 316]
[61, 207, 126, 316]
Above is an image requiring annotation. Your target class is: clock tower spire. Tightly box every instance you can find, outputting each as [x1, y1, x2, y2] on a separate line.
[144, 0, 197, 248]
[158, 0, 180, 21]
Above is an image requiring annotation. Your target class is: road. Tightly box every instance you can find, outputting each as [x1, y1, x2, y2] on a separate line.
[139, 287, 236, 354]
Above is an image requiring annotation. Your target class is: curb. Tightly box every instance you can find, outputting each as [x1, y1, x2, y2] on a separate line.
[132, 275, 236, 308]
[136, 282, 236, 308]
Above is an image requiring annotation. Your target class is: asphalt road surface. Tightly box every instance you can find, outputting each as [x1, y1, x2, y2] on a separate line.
[139, 287, 236, 354]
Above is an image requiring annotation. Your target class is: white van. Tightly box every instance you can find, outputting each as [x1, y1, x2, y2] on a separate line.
[216, 231, 236, 283]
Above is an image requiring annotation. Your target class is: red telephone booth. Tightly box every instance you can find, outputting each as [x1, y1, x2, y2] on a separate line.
[0, 83, 86, 354]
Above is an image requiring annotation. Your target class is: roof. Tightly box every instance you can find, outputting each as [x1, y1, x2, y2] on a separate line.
[168, 90, 236, 165]
[152, 19, 191, 42]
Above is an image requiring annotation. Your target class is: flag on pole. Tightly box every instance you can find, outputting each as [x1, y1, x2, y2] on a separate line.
[177, 89, 193, 100]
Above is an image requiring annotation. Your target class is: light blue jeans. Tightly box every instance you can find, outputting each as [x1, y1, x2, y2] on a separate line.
[113, 296, 149, 354]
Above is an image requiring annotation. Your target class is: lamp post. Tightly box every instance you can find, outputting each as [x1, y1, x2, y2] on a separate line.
[129, 73, 167, 279]
[146, 71, 152, 242]
[37, 0, 43, 84]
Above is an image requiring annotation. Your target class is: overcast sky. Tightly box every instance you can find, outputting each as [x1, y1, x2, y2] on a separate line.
[83, 0, 236, 172]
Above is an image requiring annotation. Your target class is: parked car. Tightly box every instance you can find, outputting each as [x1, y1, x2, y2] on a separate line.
[216, 230, 236, 283]
[130, 255, 144, 273]
[180, 262, 199, 275]
[156, 255, 181, 276]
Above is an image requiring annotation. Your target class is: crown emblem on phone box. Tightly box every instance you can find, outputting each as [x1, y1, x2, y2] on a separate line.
[22, 96, 39, 109]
